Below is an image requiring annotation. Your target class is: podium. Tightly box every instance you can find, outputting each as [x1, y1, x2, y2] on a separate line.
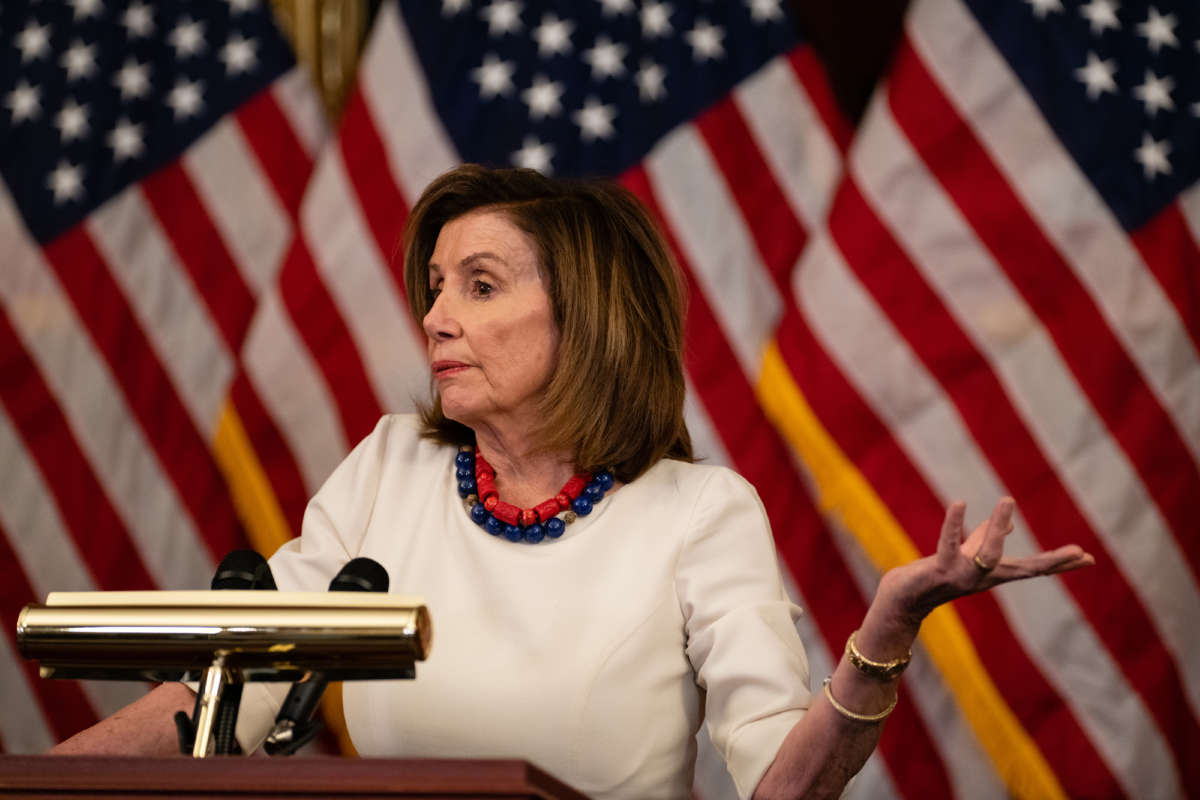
[0, 756, 589, 799]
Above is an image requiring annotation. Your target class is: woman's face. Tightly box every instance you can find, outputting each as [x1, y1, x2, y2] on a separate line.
[424, 209, 559, 434]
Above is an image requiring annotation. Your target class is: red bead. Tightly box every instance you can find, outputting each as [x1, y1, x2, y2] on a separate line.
[483, 495, 499, 511]
[561, 475, 586, 500]
[555, 492, 570, 510]
[493, 501, 520, 525]
[534, 499, 560, 522]
[476, 475, 496, 498]
[519, 509, 538, 527]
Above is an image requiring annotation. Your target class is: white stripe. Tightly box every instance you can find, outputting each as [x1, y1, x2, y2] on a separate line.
[735, 55, 842, 231]
[302, 151, 430, 414]
[853, 103, 1200, 716]
[1180, 183, 1200, 251]
[242, 289, 348, 492]
[271, 67, 328, 159]
[184, 117, 293, 296]
[0, 187, 215, 592]
[361, 2, 459, 206]
[86, 190, 233, 438]
[908, 0, 1200, 463]
[683, 379, 731, 467]
[0, 635, 54, 753]
[795, 232, 1183, 799]
[646, 127, 782, 378]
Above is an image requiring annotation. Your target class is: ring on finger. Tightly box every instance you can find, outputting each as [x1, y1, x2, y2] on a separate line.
[973, 554, 995, 572]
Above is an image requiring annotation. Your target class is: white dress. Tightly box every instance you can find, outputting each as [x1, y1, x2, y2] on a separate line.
[235, 414, 811, 799]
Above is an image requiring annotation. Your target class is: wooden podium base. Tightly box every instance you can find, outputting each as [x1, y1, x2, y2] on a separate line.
[0, 755, 589, 799]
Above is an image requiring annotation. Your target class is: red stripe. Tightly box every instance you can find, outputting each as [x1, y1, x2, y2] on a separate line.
[0, 310, 156, 592]
[622, 165, 955, 798]
[833, 175, 1200, 794]
[887, 38, 1200, 586]
[786, 47, 852, 154]
[1129, 203, 1200, 355]
[276, 236, 383, 447]
[773, 299, 1124, 798]
[40, 226, 245, 566]
[235, 83, 314, 219]
[230, 372, 307, 539]
[0, 519, 100, 743]
[693, 96, 806, 295]
[139, 163, 256, 352]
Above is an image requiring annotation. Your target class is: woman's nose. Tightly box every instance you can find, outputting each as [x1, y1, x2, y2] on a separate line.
[423, 293, 461, 341]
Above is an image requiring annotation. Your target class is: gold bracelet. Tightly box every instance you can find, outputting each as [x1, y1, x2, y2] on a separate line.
[845, 630, 910, 681]
[822, 677, 897, 723]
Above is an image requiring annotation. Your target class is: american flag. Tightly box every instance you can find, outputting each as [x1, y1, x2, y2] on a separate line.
[0, 0, 325, 751]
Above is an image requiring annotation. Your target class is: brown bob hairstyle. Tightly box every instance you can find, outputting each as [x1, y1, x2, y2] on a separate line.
[402, 164, 692, 483]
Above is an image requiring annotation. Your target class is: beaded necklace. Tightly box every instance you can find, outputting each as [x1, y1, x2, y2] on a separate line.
[454, 446, 615, 543]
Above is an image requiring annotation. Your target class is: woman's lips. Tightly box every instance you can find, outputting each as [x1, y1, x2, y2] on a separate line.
[431, 360, 470, 377]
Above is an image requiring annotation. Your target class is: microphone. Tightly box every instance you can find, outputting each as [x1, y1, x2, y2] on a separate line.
[264, 557, 389, 755]
[210, 549, 277, 591]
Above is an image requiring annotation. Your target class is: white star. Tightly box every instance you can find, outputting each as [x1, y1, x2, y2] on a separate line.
[224, 0, 259, 12]
[122, 3, 154, 37]
[167, 79, 205, 119]
[61, 39, 98, 82]
[68, 0, 102, 21]
[597, 0, 634, 15]
[686, 20, 725, 61]
[55, 99, 89, 142]
[641, 2, 672, 38]
[1075, 52, 1117, 99]
[442, 0, 469, 15]
[532, 12, 573, 56]
[170, 18, 207, 58]
[479, 0, 523, 36]
[582, 36, 627, 80]
[511, 136, 554, 173]
[48, 161, 85, 204]
[572, 97, 617, 141]
[114, 59, 151, 100]
[17, 21, 52, 63]
[1079, 0, 1120, 34]
[471, 53, 515, 99]
[1025, 0, 1063, 18]
[107, 118, 144, 161]
[1133, 133, 1171, 178]
[521, 75, 564, 119]
[1136, 7, 1178, 53]
[746, 0, 784, 22]
[5, 81, 41, 123]
[221, 34, 258, 74]
[636, 59, 666, 102]
[1133, 70, 1174, 116]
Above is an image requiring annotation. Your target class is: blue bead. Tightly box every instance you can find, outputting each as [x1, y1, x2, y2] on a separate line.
[457, 478, 475, 498]
[456, 466, 474, 480]
[597, 471, 614, 490]
[572, 496, 593, 516]
[503, 524, 523, 542]
[455, 451, 473, 468]
[469, 503, 487, 525]
[545, 517, 565, 538]
[484, 515, 503, 536]
[523, 524, 544, 543]
[584, 483, 603, 502]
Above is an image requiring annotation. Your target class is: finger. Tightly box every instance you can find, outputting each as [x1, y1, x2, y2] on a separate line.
[991, 546, 1094, 583]
[938, 501, 967, 566]
[973, 497, 1014, 571]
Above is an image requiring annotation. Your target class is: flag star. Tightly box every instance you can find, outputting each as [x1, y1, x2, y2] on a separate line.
[511, 136, 554, 173]
[636, 59, 666, 102]
[1136, 7, 1178, 53]
[114, 59, 151, 99]
[221, 34, 258, 74]
[170, 18, 207, 58]
[442, 0, 469, 15]
[1075, 52, 1117, 99]
[686, 20, 725, 61]
[1025, 0, 1063, 18]
[1134, 133, 1170, 178]
[167, 79, 205, 118]
[55, 99, 89, 141]
[471, 53, 515, 98]
[583, 36, 627, 80]
[1133, 70, 1174, 115]
[5, 80, 41, 123]
[532, 13, 573, 56]
[68, 0, 102, 21]
[641, 2, 672, 38]
[597, 0, 634, 15]
[48, 160, 85, 204]
[107, 118, 144, 161]
[1079, 0, 1120, 35]
[224, 0, 259, 13]
[122, 3, 154, 37]
[480, 0, 523, 36]
[572, 96, 617, 141]
[61, 39, 98, 82]
[17, 21, 52, 62]
[521, 75, 564, 119]
[747, 0, 784, 22]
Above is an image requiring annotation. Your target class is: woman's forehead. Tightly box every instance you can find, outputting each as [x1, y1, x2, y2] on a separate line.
[429, 209, 537, 272]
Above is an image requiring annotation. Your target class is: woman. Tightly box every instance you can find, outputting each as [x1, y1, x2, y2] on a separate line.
[53, 166, 1093, 799]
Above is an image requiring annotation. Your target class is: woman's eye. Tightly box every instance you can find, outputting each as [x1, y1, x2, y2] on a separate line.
[473, 280, 493, 296]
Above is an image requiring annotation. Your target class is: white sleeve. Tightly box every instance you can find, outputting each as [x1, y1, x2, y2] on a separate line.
[675, 468, 812, 800]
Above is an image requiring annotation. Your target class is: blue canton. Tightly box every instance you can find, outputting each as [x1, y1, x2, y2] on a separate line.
[967, 0, 1200, 230]
[397, 0, 798, 179]
[1, 0, 295, 243]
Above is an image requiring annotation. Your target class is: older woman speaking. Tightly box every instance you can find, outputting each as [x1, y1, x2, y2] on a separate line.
[52, 166, 1093, 799]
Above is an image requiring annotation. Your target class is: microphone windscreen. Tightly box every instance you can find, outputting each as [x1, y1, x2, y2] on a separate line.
[211, 550, 270, 591]
[329, 557, 389, 593]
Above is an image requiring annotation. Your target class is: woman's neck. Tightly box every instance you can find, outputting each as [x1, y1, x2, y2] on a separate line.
[472, 424, 576, 509]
